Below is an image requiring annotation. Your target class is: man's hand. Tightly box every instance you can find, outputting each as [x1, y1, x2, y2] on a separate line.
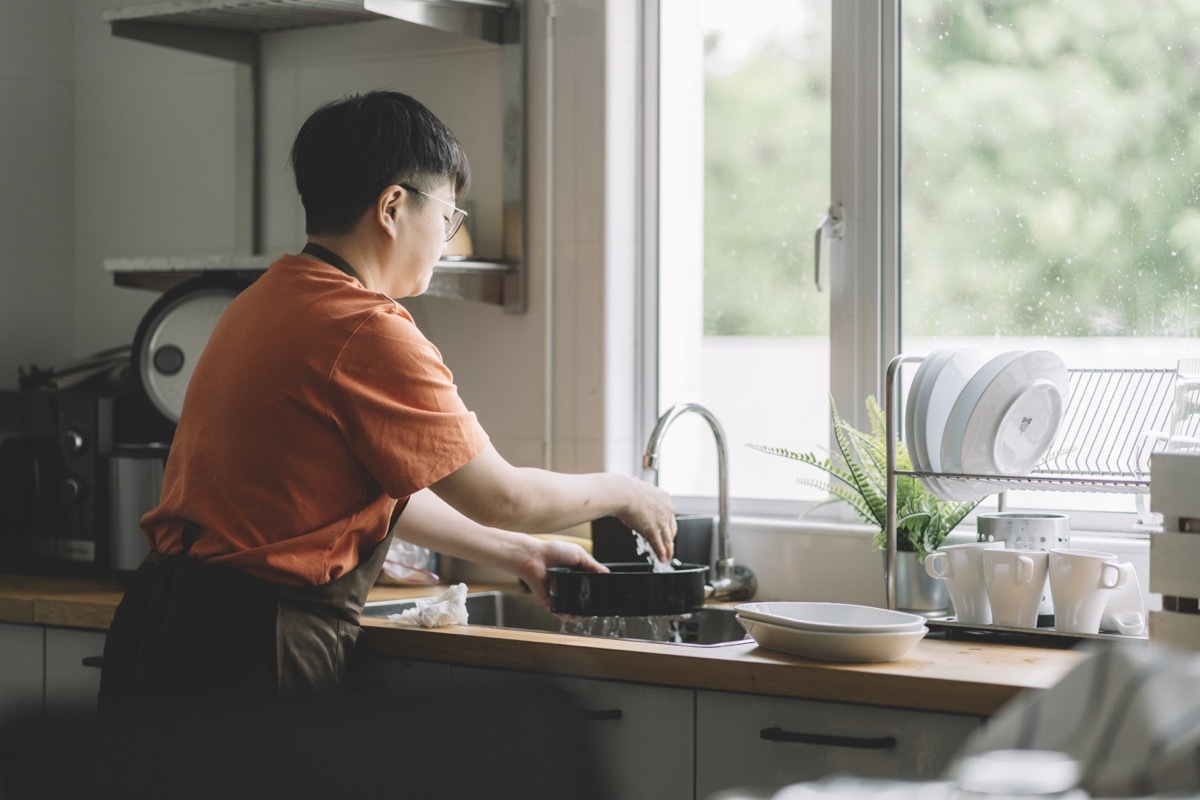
[516, 539, 609, 607]
[616, 481, 677, 564]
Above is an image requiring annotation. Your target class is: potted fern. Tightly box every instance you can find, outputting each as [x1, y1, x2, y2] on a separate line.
[750, 395, 982, 614]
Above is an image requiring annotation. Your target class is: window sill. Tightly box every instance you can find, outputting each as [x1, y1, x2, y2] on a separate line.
[728, 513, 1152, 608]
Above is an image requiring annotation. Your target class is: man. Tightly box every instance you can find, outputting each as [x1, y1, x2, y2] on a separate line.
[99, 91, 676, 706]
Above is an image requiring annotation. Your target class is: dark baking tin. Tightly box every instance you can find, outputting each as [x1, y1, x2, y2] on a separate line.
[547, 562, 709, 617]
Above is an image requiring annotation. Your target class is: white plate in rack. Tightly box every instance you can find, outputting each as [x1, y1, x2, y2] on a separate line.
[906, 348, 950, 475]
[737, 616, 928, 662]
[958, 349, 1068, 478]
[938, 350, 1026, 501]
[909, 348, 964, 495]
[919, 345, 992, 499]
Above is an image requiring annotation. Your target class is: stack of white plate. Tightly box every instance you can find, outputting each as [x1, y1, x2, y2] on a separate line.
[906, 347, 1069, 502]
[734, 602, 928, 662]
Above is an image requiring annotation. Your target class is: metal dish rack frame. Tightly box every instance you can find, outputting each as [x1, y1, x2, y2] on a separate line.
[883, 353, 1178, 641]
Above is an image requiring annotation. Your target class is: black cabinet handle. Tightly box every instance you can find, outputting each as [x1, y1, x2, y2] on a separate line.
[760, 726, 896, 750]
[579, 709, 623, 721]
[81, 656, 104, 669]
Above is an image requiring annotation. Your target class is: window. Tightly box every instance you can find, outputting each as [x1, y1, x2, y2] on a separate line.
[652, 0, 834, 509]
[647, 1, 1200, 526]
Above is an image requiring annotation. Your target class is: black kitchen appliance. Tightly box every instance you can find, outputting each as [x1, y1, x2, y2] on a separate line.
[0, 389, 168, 573]
[0, 390, 116, 570]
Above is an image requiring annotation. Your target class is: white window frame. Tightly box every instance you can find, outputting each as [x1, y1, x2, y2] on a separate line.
[635, 1, 1146, 536]
[637, 0, 894, 522]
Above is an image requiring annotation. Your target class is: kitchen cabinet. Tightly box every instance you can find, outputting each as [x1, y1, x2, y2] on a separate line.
[101, 0, 526, 311]
[350, 654, 453, 697]
[452, 666, 695, 800]
[377, 661, 985, 798]
[0, 622, 45, 724]
[44, 627, 106, 716]
[0, 623, 106, 724]
[694, 689, 984, 798]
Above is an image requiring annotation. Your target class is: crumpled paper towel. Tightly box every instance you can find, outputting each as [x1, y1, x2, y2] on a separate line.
[388, 582, 469, 628]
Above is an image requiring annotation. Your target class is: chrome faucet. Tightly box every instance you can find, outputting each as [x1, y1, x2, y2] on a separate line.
[643, 402, 757, 602]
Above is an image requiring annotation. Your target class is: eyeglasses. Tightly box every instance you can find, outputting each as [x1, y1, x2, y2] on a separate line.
[400, 184, 468, 242]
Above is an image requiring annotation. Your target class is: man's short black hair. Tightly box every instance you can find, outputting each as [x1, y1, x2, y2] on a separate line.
[290, 91, 471, 236]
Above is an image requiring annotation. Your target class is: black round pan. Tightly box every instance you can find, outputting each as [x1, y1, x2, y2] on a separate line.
[546, 562, 709, 617]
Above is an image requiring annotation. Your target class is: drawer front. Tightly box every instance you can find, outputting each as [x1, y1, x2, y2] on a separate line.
[696, 690, 983, 797]
[454, 667, 695, 800]
[351, 654, 453, 696]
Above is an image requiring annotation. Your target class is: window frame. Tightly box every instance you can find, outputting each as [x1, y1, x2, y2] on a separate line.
[638, 0, 894, 521]
[635, 1, 1147, 535]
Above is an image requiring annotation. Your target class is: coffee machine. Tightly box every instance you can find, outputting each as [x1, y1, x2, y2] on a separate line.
[0, 349, 173, 573]
[0, 389, 115, 569]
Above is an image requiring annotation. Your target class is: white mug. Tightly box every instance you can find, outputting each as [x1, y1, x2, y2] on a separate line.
[983, 549, 1048, 629]
[977, 512, 1070, 617]
[925, 542, 1005, 624]
[1049, 549, 1132, 634]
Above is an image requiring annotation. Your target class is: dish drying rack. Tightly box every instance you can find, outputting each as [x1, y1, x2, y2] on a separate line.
[883, 354, 1178, 642]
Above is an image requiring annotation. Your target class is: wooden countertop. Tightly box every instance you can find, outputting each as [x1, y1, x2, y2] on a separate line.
[0, 573, 1087, 717]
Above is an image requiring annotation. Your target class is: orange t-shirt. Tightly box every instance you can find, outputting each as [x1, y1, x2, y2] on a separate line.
[140, 254, 490, 586]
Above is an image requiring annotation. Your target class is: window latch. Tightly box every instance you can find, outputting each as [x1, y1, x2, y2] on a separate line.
[813, 203, 844, 293]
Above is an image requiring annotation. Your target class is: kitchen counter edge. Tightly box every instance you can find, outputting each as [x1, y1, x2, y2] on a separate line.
[0, 574, 1086, 717]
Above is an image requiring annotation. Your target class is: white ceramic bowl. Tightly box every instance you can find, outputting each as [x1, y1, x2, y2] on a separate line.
[938, 350, 1026, 501]
[734, 601, 927, 633]
[737, 616, 928, 662]
[958, 350, 1068, 477]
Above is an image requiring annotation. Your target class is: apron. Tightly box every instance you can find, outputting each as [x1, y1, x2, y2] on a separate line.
[99, 517, 396, 708]
[99, 244, 401, 708]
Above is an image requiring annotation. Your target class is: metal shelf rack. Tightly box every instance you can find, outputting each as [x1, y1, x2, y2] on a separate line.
[882, 353, 1178, 619]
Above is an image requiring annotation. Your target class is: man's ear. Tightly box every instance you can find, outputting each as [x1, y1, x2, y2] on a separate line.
[376, 184, 405, 238]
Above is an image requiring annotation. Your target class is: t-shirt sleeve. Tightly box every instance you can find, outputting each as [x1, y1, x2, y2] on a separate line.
[325, 306, 489, 498]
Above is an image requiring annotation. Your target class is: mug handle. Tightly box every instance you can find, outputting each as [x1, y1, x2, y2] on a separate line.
[1101, 561, 1132, 590]
[1016, 555, 1035, 584]
[925, 552, 950, 579]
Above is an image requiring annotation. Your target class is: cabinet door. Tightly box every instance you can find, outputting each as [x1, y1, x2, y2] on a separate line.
[696, 689, 983, 798]
[0, 622, 44, 725]
[349, 654, 453, 697]
[44, 627, 107, 716]
[453, 667, 695, 800]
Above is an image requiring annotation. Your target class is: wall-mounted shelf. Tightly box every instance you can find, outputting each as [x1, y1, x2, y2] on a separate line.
[101, 0, 525, 312]
[101, 0, 515, 49]
[104, 255, 520, 306]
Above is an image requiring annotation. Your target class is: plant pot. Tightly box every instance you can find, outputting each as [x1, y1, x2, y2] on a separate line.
[885, 550, 949, 617]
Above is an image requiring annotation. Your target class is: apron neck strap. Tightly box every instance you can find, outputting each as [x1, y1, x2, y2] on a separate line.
[301, 242, 365, 287]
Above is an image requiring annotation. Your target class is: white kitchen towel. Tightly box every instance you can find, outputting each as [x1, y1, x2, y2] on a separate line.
[948, 641, 1200, 797]
[387, 582, 469, 627]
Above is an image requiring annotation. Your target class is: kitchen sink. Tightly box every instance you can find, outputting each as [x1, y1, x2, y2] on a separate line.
[362, 590, 751, 647]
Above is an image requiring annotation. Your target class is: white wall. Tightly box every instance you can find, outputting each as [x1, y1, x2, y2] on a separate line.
[0, 0, 76, 387]
[0, 0, 635, 474]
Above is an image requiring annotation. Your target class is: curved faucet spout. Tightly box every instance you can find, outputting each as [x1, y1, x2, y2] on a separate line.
[643, 402, 756, 601]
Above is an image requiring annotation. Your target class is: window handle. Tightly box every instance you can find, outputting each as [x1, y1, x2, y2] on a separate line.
[813, 203, 844, 293]
[760, 726, 896, 750]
